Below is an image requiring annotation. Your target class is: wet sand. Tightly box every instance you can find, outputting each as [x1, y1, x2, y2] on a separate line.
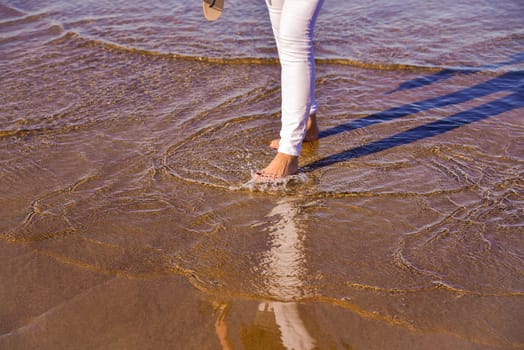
[2, 241, 521, 350]
[1, 0, 524, 348]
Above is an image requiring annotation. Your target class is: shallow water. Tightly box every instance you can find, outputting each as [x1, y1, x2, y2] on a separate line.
[1, 0, 523, 348]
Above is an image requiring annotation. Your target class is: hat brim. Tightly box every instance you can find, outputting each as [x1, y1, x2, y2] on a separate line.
[203, 0, 223, 21]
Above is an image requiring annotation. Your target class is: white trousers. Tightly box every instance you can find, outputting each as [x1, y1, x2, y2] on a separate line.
[265, 0, 324, 156]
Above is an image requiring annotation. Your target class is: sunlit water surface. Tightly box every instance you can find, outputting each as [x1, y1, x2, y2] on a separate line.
[1, 0, 523, 348]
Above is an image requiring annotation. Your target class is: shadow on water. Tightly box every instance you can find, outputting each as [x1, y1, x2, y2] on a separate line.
[386, 52, 524, 94]
[304, 53, 524, 172]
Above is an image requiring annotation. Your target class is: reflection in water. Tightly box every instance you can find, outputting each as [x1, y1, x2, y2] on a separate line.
[258, 199, 315, 350]
[262, 199, 308, 300]
[214, 199, 316, 349]
[271, 302, 315, 350]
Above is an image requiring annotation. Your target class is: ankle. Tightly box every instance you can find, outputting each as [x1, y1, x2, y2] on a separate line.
[276, 152, 297, 160]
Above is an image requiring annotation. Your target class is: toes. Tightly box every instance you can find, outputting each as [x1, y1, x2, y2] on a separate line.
[252, 171, 278, 183]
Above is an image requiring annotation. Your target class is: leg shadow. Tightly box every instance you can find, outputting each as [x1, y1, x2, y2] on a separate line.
[386, 51, 524, 94]
[318, 70, 523, 139]
[305, 70, 524, 172]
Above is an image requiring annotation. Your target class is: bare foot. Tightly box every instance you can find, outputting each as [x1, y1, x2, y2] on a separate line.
[254, 152, 298, 180]
[270, 113, 319, 149]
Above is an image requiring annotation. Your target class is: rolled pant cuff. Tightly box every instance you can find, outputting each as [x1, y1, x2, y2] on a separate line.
[278, 142, 301, 157]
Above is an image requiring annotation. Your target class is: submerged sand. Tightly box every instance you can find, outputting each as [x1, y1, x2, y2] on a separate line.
[1, 0, 523, 348]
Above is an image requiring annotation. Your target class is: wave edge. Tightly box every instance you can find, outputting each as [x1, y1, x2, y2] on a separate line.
[46, 31, 522, 74]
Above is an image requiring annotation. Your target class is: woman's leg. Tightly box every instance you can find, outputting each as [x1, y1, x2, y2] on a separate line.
[266, 0, 320, 130]
[260, 0, 323, 179]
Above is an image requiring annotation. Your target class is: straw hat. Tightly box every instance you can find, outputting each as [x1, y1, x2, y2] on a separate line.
[203, 0, 224, 21]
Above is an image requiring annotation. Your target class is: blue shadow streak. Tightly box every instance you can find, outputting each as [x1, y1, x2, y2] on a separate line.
[305, 72, 523, 172]
[386, 51, 524, 94]
[319, 71, 523, 139]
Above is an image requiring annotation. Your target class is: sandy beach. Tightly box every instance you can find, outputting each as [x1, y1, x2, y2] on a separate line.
[1, 0, 523, 348]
